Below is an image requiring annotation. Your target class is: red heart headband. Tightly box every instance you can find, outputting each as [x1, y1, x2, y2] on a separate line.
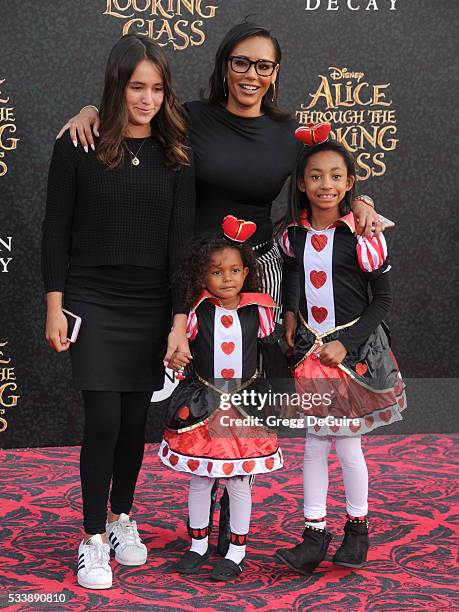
[222, 215, 257, 243]
[295, 122, 332, 146]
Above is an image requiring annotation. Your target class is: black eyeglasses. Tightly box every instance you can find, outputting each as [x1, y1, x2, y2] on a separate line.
[227, 56, 278, 77]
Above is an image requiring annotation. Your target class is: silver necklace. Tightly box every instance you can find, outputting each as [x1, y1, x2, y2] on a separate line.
[124, 138, 147, 166]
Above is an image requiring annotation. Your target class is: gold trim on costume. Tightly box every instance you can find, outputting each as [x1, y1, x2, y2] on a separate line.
[170, 418, 210, 435]
[298, 313, 360, 339]
[337, 363, 397, 394]
[194, 369, 259, 395]
[172, 370, 261, 434]
[292, 339, 323, 369]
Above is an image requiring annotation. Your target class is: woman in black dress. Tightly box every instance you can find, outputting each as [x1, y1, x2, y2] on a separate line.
[42, 34, 194, 590]
[56, 20, 381, 560]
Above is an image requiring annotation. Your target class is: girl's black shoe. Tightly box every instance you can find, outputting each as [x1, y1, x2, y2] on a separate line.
[176, 548, 210, 574]
[210, 558, 243, 581]
[275, 525, 333, 576]
[333, 516, 369, 568]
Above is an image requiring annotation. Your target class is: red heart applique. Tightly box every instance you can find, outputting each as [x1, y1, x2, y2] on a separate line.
[330, 424, 340, 433]
[265, 457, 275, 470]
[222, 215, 257, 242]
[310, 270, 327, 289]
[221, 342, 235, 355]
[169, 454, 179, 466]
[177, 405, 190, 420]
[397, 396, 405, 409]
[364, 416, 375, 428]
[221, 368, 235, 380]
[314, 424, 321, 432]
[379, 409, 392, 422]
[162, 445, 169, 457]
[207, 462, 214, 473]
[187, 459, 200, 471]
[355, 363, 368, 377]
[311, 234, 328, 252]
[295, 122, 332, 146]
[242, 460, 255, 473]
[221, 315, 233, 328]
[223, 462, 234, 475]
[349, 421, 361, 433]
[311, 306, 328, 324]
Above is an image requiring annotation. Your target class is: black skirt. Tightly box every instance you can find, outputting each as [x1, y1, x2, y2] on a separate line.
[64, 265, 171, 392]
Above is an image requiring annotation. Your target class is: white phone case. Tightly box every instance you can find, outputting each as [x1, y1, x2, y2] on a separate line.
[62, 308, 82, 343]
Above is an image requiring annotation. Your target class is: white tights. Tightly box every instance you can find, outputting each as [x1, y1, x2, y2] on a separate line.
[303, 434, 368, 524]
[188, 474, 251, 563]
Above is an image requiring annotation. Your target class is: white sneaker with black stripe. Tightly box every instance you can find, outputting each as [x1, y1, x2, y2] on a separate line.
[106, 513, 147, 566]
[77, 533, 112, 590]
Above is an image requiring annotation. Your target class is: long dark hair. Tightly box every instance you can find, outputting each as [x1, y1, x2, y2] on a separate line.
[97, 34, 189, 169]
[202, 22, 291, 122]
[175, 234, 262, 307]
[289, 140, 357, 223]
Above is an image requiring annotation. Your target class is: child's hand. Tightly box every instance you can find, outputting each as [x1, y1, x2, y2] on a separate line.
[316, 341, 347, 366]
[164, 315, 188, 365]
[168, 349, 192, 372]
[284, 311, 297, 348]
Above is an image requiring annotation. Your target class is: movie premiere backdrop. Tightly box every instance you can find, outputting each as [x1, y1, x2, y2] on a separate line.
[0, 0, 457, 448]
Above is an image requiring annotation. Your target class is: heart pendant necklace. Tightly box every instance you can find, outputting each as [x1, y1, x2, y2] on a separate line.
[125, 138, 147, 166]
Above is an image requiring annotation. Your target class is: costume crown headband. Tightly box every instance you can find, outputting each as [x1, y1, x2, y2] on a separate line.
[295, 122, 332, 146]
[222, 215, 257, 243]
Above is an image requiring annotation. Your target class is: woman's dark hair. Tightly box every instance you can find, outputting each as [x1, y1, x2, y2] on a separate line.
[288, 140, 357, 223]
[202, 21, 291, 122]
[175, 233, 262, 307]
[98, 34, 189, 169]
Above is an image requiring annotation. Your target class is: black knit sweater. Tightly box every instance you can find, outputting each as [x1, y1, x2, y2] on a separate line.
[41, 132, 195, 295]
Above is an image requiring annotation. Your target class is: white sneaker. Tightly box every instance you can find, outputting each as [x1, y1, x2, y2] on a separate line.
[77, 533, 112, 590]
[106, 513, 147, 566]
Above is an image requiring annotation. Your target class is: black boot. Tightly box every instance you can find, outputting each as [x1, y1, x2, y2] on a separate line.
[333, 516, 369, 568]
[176, 523, 210, 574]
[275, 525, 333, 576]
[217, 488, 231, 557]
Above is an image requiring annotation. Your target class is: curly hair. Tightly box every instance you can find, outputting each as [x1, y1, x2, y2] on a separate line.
[175, 233, 262, 307]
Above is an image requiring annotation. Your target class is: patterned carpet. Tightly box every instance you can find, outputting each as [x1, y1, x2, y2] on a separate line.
[1, 435, 458, 611]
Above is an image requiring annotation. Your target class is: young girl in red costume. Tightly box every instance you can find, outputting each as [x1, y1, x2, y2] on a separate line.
[159, 216, 282, 581]
[276, 124, 406, 575]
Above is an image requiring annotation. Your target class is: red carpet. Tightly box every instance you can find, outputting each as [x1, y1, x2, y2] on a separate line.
[1, 435, 458, 611]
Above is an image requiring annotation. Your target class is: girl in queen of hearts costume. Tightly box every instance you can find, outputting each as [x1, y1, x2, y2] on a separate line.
[275, 124, 406, 575]
[159, 216, 283, 582]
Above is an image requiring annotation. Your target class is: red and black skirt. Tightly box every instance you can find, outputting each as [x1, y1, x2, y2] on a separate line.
[159, 372, 283, 478]
[290, 320, 407, 436]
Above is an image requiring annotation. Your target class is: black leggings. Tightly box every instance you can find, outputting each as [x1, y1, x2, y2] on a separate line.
[80, 390, 151, 534]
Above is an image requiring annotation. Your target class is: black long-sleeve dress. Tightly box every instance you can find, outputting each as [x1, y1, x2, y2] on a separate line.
[41, 133, 195, 391]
